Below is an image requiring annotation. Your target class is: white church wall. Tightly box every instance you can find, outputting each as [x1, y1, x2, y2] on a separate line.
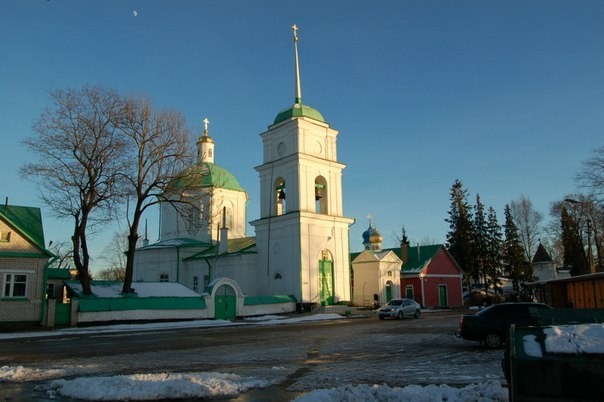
[353, 263, 379, 307]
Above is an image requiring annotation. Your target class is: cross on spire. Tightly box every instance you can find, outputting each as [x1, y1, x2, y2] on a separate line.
[203, 117, 210, 134]
[292, 24, 298, 41]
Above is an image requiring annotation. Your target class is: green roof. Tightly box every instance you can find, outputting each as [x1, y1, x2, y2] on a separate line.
[0, 204, 52, 255]
[274, 101, 325, 125]
[184, 237, 256, 260]
[171, 162, 245, 192]
[351, 244, 446, 274]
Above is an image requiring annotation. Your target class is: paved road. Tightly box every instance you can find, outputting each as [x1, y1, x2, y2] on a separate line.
[0, 310, 506, 401]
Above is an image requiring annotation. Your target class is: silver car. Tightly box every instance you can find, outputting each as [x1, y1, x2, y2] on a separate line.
[378, 298, 421, 320]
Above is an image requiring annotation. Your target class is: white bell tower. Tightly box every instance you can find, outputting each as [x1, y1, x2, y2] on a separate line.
[251, 25, 354, 307]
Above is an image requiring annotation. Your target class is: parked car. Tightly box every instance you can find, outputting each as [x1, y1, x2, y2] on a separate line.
[378, 298, 421, 320]
[456, 302, 553, 348]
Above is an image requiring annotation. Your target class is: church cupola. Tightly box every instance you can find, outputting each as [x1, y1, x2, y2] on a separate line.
[362, 216, 383, 252]
[197, 118, 215, 164]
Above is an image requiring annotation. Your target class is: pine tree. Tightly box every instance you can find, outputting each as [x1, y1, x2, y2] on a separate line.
[503, 205, 531, 297]
[561, 207, 588, 276]
[473, 194, 488, 291]
[446, 180, 474, 285]
[485, 207, 503, 292]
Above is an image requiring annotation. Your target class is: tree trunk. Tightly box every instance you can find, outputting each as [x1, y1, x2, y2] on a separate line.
[122, 206, 142, 294]
[72, 221, 92, 295]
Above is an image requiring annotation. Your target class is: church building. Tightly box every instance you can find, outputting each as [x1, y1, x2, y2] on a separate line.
[133, 26, 354, 313]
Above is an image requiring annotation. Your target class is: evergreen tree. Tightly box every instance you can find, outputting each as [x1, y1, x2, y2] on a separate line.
[446, 180, 475, 285]
[473, 194, 488, 291]
[485, 207, 503, 292]
[561, 207, 589, 276]
[503, 205, 531, 297]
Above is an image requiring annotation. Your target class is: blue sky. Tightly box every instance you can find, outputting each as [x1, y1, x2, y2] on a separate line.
[1, 1, 603, 273]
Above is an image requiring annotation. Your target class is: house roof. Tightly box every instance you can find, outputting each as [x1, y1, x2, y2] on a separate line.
[184, 236, 257, 260]
[351, 244, 457, 274]
[532, 243, 553, 263]
[0, 204, 53, 256]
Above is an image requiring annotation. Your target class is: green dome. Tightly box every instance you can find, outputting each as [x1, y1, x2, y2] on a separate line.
[171, 162, 245, 192]
[274, 102, 325, 125]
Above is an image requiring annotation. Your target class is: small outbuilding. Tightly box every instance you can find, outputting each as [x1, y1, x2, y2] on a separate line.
[398, 242, 464, 308]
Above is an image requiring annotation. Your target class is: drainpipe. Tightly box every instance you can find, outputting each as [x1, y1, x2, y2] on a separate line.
[176, 247, 180, 283]
[419, 271, 426, 308]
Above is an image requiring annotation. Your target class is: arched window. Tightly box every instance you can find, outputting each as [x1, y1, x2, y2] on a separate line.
[275, 177, 286, 216]
[315, 176, 328, 214]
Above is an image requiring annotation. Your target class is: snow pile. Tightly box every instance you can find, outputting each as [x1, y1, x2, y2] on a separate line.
[0, 365, 67, 382]
[544, 323, 604, 354]
[68, 281, 200, 298]
[46, 372, 270, 401]
[522, 335, 542, 358]
[41, 373, 508, 401]
[522, 323, 604, 357]
[292, 380, 508, 402]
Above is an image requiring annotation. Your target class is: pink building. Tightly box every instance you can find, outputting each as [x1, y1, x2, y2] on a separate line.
[399, 243, 464, 308]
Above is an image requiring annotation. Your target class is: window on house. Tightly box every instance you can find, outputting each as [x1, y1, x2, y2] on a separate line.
[46, 283, 56, 299]
[204, 275, 210, 287]
[3, 274, 27, 298]
[387, 271, 392, 277]
[405, 285, 414, 299]
[274, 273, 283, 280]
[0, 231, 11, 242]
[159, 273, 169, 282]
[193, 276, 199, 292]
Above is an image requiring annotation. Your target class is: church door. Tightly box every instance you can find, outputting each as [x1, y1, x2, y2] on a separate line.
[214, 284, 237, 320]
[385, 281, 393, 302]
[319, 259, 334, 305]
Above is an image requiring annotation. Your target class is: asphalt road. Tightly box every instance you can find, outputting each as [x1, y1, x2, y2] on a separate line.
[0, 310, 506, 401]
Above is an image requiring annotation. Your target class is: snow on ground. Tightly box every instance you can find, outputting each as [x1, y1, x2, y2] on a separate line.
[293, 381, 508, 402]
[15, 368, 508, 402]
[44, 372, 271, 401]
[523, 323, 604, 357]
[0, 313, 509, 401]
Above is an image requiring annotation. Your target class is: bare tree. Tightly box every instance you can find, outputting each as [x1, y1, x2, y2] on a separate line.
[577, 145, 604, 197]
[96, 231, 129, 281]
[116, 96, 193, 294]
[47, 240, 74, 271]
[510, 195, 543, 262]
[576, 146, 604, 270]
[21, 86, 126, 295]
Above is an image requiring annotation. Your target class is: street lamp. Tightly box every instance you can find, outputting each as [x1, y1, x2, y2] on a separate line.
[564, 198, 595, 274]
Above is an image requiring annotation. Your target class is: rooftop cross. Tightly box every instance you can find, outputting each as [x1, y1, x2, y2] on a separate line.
[292, 24, 298, 41]
[203, 117, 210, 134]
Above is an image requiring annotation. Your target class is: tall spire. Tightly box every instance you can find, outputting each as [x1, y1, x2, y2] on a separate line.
[293, 24, 302, 104]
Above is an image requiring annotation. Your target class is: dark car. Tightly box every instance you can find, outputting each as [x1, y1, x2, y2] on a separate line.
[456, 302, 553, 348]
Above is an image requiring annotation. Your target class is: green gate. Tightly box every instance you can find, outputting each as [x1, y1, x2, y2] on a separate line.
[319, 259, 334, 306]
[55, 302, 71, 326]
[214, 285, 237, 320]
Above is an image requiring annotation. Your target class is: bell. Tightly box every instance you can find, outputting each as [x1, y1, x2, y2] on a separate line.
[315, 188, 322, 200]
[278, 189, 286, 200]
